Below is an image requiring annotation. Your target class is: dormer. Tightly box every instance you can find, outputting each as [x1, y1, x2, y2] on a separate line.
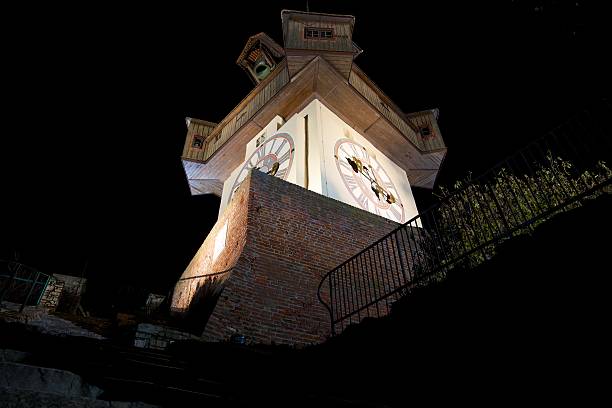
[406, 109, 445, 153]
[281, 9, 361, 79]
[236, 33, 285, 85]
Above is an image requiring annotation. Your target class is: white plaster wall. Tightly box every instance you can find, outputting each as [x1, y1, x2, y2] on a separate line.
[219, 115, 305, 216]
[276, 99, 322, 194]
[244, 115, 285, 158]
[317, 102, 419, 223]
[218, 100, 419, 224]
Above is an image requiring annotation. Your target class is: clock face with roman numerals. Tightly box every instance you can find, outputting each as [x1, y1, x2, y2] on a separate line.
[228, 132, 295, 203]
[334, 138, 405, 223]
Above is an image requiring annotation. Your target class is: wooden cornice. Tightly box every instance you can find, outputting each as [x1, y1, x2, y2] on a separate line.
[281, 9, 355, 31]
[350, 65, 420, 134]
[201, 59, 288, 146]
[185, 117, 217, 128]
[183, 56, 446, 190]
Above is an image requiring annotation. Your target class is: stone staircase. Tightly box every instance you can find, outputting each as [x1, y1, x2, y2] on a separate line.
[0, 324, 384, 407]
[0, 348, 155, 407]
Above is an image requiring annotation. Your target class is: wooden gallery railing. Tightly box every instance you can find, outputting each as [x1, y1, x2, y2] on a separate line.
[348, 67, 446, 153]
[199, 63, 290, 163]
[317, 100, 612, 336]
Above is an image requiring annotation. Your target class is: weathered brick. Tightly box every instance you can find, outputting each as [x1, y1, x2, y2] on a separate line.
[173, 170, 401, 345]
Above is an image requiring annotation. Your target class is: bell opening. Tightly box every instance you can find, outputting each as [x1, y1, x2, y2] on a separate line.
[254, 63, 271, 80]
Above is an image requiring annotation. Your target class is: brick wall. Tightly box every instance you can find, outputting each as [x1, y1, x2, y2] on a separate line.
[170, 175, 251, 308]
[173, 169, 402, 345]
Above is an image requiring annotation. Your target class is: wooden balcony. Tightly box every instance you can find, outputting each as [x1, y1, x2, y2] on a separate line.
[182, 60, 290, 165]
[348, 66, 445, 154]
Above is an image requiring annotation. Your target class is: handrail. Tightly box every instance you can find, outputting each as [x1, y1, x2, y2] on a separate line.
[171, 268, 234, 314]
[0, 260, 51, 310]
[177, 268, 234, 282]
[318, 99, 611, 336]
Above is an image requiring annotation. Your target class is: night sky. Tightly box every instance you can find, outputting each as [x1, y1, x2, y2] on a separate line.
[2, 1, 609, 307]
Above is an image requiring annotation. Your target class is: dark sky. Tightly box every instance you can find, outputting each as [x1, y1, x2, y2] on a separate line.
[2, 1, 609, 301]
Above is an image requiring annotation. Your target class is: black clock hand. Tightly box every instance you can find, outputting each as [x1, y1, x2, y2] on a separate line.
[267, 162, 279, 176]
[346, 156, 396, 204]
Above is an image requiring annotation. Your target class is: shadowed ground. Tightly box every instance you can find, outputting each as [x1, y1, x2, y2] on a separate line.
[1, 194, 609, 406]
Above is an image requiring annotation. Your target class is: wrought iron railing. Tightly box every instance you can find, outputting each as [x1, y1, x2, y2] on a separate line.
[0, 260, 51, 311]
[169, 268, 233, 334]
[318, 100, 612, 336]
[171, 269, 233, 313]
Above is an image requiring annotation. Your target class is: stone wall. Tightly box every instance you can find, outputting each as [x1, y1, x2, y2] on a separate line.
[39, 277, 65, 310]
[173, 169, 401, 345]
[134, 323, 202, 351]
[54, 274, 86, 296]
[54, 274, 86, 313]
[144, 294, 166, 315]
[39, 274, 86, 312]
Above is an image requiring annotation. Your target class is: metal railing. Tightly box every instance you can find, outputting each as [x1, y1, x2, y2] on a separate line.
[318, 100, 612, 336]
[171, 269, 233, 313]
[0, 260, 51, 312]
[170, 269, 233, 334]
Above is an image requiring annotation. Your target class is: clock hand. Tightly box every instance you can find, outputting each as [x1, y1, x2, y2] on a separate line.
[267, 162, 279, 176]
[347, 156, 362, 173]
[384, 191, 396, 204]
[371, 181, 384, 199]
[347, 156, 396, 204]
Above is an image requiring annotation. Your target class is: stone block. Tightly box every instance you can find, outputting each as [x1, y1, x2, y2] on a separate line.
[0, 386, 159, 407]
[0, 349, 30, 363]
[134, 339, 148, 348]
[0, 362, 103, 398]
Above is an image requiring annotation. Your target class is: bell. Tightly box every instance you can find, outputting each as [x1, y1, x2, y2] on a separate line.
[254, 56, 271, 81]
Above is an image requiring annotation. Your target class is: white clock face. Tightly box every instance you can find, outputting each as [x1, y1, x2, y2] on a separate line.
[334, 138, 405, 223]
[228, 132, 295, 203]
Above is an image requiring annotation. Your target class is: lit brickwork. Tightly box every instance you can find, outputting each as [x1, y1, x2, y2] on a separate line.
[172, 169, 400, 345]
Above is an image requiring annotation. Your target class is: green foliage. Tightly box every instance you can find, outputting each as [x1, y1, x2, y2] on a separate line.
[430, 155, 611, 270]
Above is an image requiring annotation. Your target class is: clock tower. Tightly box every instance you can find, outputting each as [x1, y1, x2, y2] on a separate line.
[172, 10, 446, 345]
